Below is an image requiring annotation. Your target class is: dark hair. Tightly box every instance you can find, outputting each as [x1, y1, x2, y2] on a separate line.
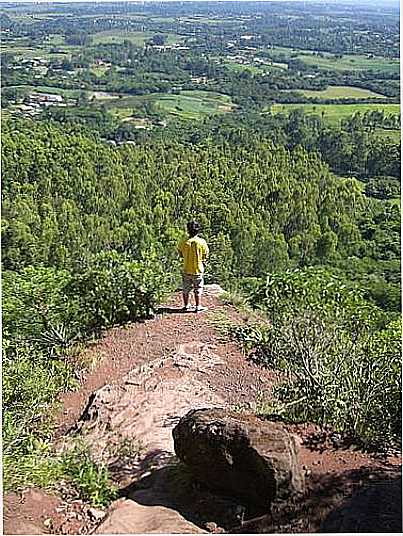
[187, 220, 201, 237]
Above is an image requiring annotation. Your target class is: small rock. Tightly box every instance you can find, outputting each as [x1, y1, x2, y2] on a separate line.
[295, 436, 303, 445]
[205, 521, 217, 531]
[43, 518, 53, 528]
[89, 507, 106, 521]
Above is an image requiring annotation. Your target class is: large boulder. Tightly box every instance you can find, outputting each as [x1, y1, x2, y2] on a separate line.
[95, 499, 206, 534]
[172, 408, 304, 512]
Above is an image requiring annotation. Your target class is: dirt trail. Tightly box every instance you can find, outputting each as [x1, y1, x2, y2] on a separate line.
[4, 287, 401, 535]
[56, 286, 270, 438]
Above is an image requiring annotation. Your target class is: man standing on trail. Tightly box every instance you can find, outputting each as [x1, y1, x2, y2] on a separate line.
[178, 220, 209, 313]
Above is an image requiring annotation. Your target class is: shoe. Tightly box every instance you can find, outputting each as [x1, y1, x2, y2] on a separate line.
[195, 306, 207, 313]
[182, 305, 192, 312]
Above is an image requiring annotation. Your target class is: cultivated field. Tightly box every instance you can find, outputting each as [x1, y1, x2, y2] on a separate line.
[271, 103, 400, 124]
[91, 30, 184, 47]
[103, 90, 235, 120]
[297, 85, 387, 99]
[3, 84, 88, 98]
[269, 46, 400, 74]
[223, 59, 287, 74]
[1, 38, 79, 60]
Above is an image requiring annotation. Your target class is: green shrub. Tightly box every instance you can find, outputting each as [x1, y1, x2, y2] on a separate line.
[4, 440, 118, 507]
[3, 250, 172, 346]
[2, 267, 79, 347]
[250, 266, 387, 328]
[2, 250, 172, 493]
[3, 343, 77, 459]
[60, 442, 118, 507]
[69, 250, 171, 331]
[3, 445, 65, 492]
[239, 269, 401, 447]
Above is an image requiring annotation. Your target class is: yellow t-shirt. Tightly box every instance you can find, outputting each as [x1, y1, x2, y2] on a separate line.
[178, 236, 209, 275]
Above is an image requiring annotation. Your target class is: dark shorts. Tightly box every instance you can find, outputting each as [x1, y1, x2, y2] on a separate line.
[182, 273, 204, 293]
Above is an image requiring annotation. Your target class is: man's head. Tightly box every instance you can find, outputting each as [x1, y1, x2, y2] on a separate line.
[187, 220, 201, 237]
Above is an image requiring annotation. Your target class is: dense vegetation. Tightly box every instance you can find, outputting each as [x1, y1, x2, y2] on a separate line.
[3, 115, 400, 462]
[2, 0, 401, 501]
[234, 269, 401, 448]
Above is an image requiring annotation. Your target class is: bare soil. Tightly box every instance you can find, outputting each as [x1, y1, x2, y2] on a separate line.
[4, 289, 401, 535]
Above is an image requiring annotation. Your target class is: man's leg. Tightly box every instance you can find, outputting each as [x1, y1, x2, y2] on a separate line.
[183, 291, 190, 308]
[194, 288, 201, 309]
[194, 275, 206, 313]
[182, 274, 192, 310]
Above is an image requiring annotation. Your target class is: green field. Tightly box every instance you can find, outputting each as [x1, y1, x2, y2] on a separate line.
[375, 128, 401, 143]
[223, 59, 287, 74]
[298, 85, 387, 99]
[223, 61, 263, 75]
[269, 46, 400, 74]
[179, 16, 244, 25]
[103, 90, 235, 120]
[3, 85, 88, 99]
[271, 103, 400, 124]
[299, 53, 399, 74]
[90, 65, 110, 77]
[92, 31, 184, 47]
[46, 35, 65, 46]
[0, 42, 78, 60]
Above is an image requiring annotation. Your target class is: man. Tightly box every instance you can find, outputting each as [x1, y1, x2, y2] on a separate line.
[178, 220, 209, 313]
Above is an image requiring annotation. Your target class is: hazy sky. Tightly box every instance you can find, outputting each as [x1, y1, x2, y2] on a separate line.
[1, 0, 397, 3]
[0, 0, 399, 5]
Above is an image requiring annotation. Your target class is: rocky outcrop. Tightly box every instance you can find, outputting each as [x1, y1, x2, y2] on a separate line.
[74, 342, 226, 484]
[321, 478, 402, 533]
[95, 498, 206, 534]
[172, 408, 304, 512]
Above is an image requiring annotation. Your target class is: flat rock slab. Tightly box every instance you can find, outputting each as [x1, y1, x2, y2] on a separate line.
[95, 499, 206, 534]
[75, 342, 226, 474]
[173, 408, 304, 512]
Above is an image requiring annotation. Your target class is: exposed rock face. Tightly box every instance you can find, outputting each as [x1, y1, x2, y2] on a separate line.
[95, 499, 206, 534]
[321, 478, 402, 533]
[74, 342, 226, 482]
[172, 408, 304, 512]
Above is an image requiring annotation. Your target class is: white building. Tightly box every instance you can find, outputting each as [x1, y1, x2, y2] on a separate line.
[30, 93, 63, 103]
